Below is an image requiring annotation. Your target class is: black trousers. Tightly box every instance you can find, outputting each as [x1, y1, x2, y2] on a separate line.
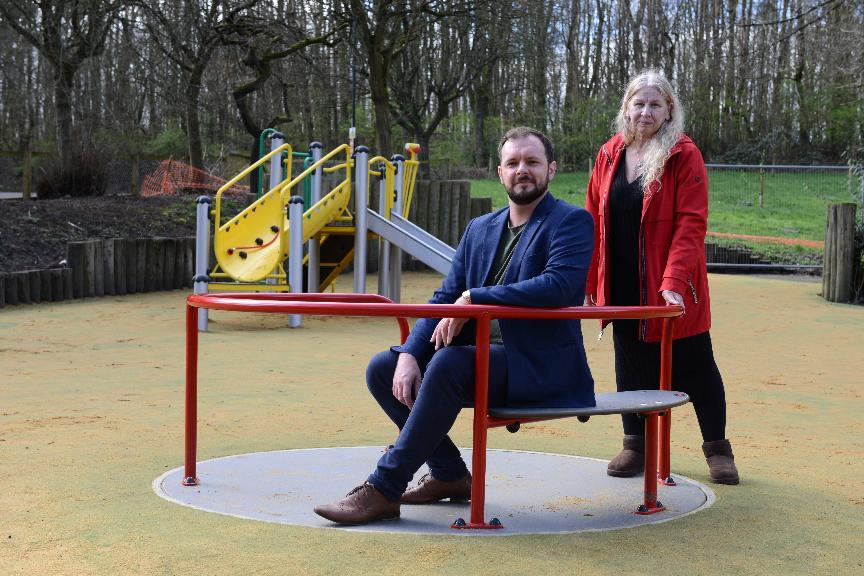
[613, 324, 727, 442]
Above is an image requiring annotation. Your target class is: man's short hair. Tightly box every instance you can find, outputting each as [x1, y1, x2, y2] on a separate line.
[498, 127, 555, 164]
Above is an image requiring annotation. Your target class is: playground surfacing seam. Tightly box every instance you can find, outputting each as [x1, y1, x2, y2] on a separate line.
[0, 272, 861, 575]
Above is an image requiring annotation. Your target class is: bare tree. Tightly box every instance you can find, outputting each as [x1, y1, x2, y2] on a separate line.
[0, 0, 120, 162]
[217, 1, 344, 189]
[390, 7, 499, 177]
[338, 0, 477, 156]
[136, 0, 262, 168]
[0, 0, 862, 172]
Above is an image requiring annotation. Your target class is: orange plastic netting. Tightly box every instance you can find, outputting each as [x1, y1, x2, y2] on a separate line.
[706, 231, 824, 249]
[140, 159, 250, 197]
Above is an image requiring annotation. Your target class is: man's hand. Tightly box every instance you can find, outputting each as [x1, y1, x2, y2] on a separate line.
[430, 295, 471, 350]
[661, 289, 685, 315]
[584, 293, 597, 306]
[393, 353, 422, 408]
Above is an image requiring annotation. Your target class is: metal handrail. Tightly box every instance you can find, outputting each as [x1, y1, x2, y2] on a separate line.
[214, 143, 292, 230]
[184, 293, 683, 527]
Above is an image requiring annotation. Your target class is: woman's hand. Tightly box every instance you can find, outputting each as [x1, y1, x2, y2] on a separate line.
[661, 289, 685, 315]
[430, 294, 471, 350]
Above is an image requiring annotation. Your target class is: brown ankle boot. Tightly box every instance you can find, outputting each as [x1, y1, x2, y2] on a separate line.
[607, 435, 645, 477]
[702, 439, 740, 485]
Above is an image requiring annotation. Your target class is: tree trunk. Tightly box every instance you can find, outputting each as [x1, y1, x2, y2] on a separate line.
[417, 132, 432, 179]
[53, 64, 76, 165]
[368, 56, 392, 156]
[471, 85, 491, 170]
[185, 68, 205, 169]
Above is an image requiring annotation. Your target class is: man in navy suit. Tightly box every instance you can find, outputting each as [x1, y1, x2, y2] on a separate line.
[314, 127, 595, 525]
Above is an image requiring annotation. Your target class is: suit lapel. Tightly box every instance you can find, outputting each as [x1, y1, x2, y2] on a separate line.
[477, 209, 508, 286]
[504, 193, 556, 283]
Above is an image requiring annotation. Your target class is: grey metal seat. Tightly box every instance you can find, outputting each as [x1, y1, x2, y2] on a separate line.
[489, 390, 690, 422]
[470, 389, 692, 524]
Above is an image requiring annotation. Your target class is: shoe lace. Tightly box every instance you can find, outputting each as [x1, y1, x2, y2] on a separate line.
[345, 482, 373, 497]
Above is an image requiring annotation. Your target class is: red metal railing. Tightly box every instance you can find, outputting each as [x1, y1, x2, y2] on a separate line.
[184, 292, 683, 527]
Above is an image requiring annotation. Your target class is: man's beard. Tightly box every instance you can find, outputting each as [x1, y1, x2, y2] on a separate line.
[505, 174, 549, 205]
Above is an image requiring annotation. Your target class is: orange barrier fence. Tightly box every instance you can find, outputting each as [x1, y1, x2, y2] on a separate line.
[706, 231, 824, 249]
[140, 159, 251, 197]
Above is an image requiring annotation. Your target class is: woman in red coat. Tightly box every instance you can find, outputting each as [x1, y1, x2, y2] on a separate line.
[585, 70, 739, 484]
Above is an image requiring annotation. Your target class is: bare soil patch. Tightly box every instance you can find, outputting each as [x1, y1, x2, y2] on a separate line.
[0, 195, 247, 273]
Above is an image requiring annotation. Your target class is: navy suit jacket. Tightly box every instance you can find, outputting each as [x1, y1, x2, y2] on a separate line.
[397, 192, 595, 408]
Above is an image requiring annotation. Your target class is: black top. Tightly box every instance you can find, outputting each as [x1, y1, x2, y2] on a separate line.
[487, 222, 525, 286]
[486, 222, 526, 344]
[608, 153, 643, 321]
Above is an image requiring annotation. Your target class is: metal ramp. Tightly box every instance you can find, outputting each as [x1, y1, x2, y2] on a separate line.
[367, 210, 456, 275]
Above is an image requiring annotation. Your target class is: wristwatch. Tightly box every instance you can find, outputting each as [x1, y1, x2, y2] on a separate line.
[461, 289, 472, 304]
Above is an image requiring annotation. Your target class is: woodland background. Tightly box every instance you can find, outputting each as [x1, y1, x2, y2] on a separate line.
[0, 0, 862, 185]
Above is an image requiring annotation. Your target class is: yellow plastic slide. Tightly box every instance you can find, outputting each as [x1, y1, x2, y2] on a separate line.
[213, 182, 351, 283]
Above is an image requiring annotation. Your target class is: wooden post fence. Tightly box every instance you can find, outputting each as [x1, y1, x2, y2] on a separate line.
[822, 203, 858, 303]
[0, 179, 489, 308]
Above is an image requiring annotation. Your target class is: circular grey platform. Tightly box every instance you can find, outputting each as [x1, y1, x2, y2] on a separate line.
[153, 447, 714, 535]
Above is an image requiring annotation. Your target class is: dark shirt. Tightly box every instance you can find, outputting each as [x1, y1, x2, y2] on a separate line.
[609, 154, 643, 332]
[486, 222, 525, 344]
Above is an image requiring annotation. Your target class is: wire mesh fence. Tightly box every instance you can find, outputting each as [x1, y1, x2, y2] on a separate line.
[705, 164, 855, 239]
[701, 164, 860, 271]
[0, 153, 27, 194]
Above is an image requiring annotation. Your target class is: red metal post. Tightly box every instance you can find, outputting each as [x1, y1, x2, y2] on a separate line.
[461, 314, 503, 529]
[636, 412, 665, 514]
[658, 317, 675, 484]
[183, 303, 199, 486]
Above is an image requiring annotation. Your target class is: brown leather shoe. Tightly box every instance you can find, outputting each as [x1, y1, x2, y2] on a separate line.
[401, 473, 472, 504]
[313, 482, 400, 524]
[607, 435, 645, 477]
[702, 439, 740, 485]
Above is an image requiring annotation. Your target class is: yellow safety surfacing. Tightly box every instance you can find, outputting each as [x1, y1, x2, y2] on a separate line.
[0, 273, 862, 574]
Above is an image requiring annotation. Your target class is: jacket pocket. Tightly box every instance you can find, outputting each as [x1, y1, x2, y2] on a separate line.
[686, 276, 699, 304]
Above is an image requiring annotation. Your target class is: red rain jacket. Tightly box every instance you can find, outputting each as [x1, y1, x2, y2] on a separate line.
[585, 133, 711, 342]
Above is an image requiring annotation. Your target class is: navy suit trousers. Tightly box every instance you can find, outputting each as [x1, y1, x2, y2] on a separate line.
[365, 346, 508, 501]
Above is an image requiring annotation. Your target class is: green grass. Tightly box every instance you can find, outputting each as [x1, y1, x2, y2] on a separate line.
[706, 170, 851, 240]
[471, 169, 856, 242]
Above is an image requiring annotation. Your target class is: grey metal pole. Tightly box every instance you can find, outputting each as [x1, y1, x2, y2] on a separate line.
[392, 154, 405, 217]
[269, 132, 285, 193]
[307, 142, 323, 293]
[193, 196, 211, 331]
[377, 163, 390, 298]
[288, 196, 304, 327]
[859, 168, 864, 222]
[389, 154, 406, 302]
[265, 131, 286, 287]
[353, 146, 369, 294]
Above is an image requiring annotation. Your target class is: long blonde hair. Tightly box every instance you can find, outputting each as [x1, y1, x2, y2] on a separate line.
[614, 69, 685, 190]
